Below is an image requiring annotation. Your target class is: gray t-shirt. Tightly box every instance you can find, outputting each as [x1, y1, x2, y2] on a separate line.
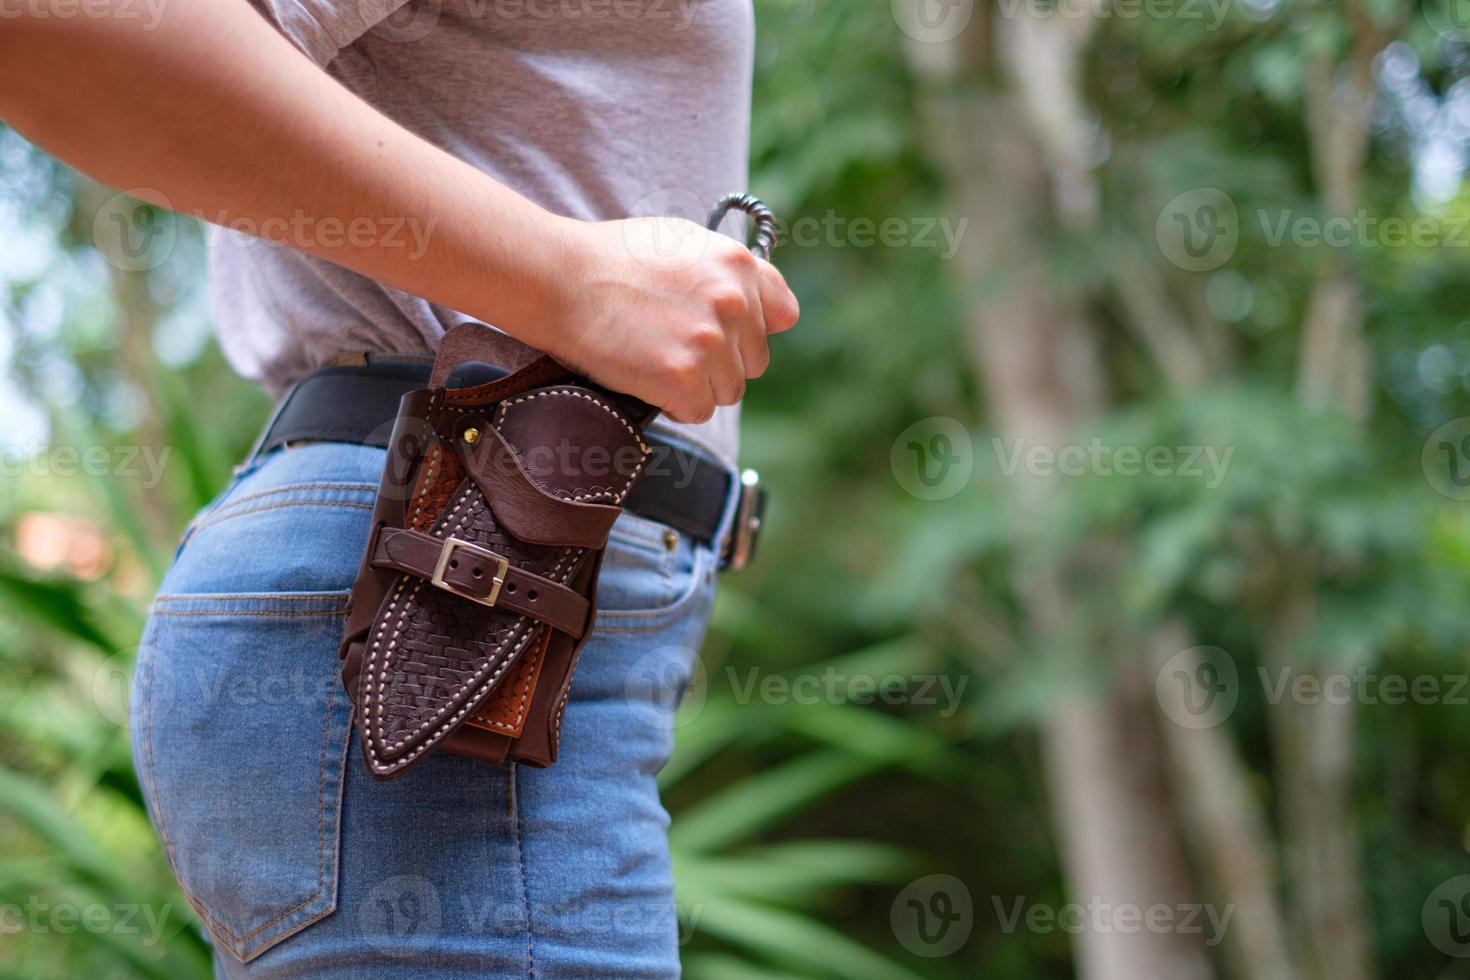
[214, 0, 754, 464]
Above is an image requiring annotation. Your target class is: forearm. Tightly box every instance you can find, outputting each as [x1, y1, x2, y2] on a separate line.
[0, 0, 576, 338]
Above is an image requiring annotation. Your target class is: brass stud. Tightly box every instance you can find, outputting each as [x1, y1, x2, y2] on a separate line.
[462, 427, 481, 445]
[663, 528, 678, 551]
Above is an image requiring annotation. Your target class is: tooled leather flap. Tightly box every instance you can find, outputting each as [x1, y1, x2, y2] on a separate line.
[462, 425, 622, 549]
[461, 383, 652, 547]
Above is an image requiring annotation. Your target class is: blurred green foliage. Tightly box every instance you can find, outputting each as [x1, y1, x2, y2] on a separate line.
[4, 1, 1470, 978]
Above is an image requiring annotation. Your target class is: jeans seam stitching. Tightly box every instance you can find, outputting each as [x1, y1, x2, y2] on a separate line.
[209, 481, 377, 514]
[139, 636, 177, 868]
[510, 763, 537, 979]
[153, 591, 351, 605]
[150, 608, 349, 619]
[195, 498, 374, 532]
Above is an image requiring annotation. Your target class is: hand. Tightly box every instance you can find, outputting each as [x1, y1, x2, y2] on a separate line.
[538, 215, 800, 424]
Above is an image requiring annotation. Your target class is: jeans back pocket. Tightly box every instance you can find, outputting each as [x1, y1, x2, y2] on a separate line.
[131, 591, 353, 963]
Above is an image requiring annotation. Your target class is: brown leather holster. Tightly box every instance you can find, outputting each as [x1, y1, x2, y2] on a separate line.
[337, 323, 658, 779]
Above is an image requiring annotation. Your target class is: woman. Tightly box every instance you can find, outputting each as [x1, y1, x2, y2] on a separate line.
[0, 1, 798, 976]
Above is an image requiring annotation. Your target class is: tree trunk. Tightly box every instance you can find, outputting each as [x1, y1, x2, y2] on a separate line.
[1150, 624, 1298, 980]
[903, 7, 1213, 977]
[1270, 20, 1390, 978]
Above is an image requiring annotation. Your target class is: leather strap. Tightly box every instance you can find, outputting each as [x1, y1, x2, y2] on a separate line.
[370, 526, 591, 638]
[250, 362, 733, 548]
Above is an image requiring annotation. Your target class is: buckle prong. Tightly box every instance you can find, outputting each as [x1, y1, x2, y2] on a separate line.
[431, 537, 510, 606]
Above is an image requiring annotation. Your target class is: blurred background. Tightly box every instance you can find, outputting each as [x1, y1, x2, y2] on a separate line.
[5, 0, 1470, 977]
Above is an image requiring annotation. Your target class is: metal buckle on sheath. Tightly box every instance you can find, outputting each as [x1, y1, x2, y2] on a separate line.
[432, 537, 510, 606]
[722, 469, 767, 572]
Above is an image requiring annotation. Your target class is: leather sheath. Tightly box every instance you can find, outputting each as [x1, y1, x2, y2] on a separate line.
[338, 323, 657, 779]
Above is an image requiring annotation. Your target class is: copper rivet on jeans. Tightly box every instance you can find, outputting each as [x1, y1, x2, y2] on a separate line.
[663, 529, 678, 551]
[462, 427, 481, 445]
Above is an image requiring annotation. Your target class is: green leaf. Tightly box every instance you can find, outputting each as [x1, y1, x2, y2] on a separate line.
[670, 751, 885, 854]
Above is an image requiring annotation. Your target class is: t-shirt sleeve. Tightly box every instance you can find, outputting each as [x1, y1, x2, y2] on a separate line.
[245, 0, 414, 67]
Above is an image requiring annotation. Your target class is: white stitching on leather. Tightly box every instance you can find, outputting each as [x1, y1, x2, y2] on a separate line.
[498, 387, 649, 452]
[364, 384, 651, 771]
[493, 388, 651, 503]
[366, 486, 538, 771]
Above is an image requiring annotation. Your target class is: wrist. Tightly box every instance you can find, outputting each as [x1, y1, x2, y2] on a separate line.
[496, 211, 595, 355]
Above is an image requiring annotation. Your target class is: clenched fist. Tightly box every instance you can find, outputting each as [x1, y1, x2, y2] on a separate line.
[540, 215, 800, 423]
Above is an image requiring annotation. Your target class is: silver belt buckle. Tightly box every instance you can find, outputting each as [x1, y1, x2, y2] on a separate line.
[722, 469, 767, 572]
[431, 537, 510, 606]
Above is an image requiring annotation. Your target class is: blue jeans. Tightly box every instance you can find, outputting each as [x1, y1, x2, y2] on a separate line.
[130, 440, 727, 977]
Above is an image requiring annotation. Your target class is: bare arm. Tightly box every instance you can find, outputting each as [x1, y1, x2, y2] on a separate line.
[0, 0, 798, 421]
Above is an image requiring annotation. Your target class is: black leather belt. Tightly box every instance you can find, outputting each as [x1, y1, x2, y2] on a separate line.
[248, 358, 765, 570]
